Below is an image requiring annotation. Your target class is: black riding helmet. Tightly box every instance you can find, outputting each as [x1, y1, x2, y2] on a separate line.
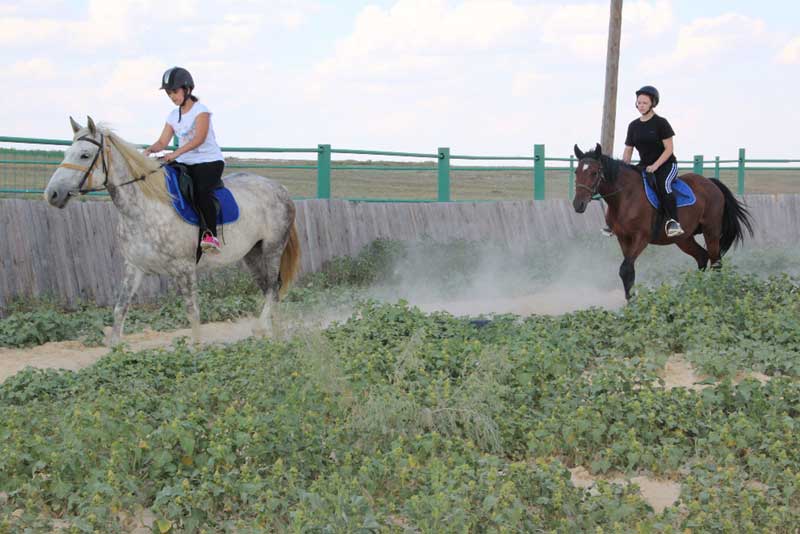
[160, 67, 195, 122]
[635, 85, 659, 107]
[160, 67, 194, 92]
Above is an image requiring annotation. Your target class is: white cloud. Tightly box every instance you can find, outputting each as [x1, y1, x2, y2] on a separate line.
[646, 12, 767, 71]
[100, 57, 166, 98]
[777, 36, 800, 64]
[511, 70, 551, 98]
[0, 1, 797, 159]
[325, 0, 532, 63]
[541, 0, 674, 60]
[207, 13, 265, 53]
[3, 58, 58, 81]
[278, 10, 306, 30]
[219, 0, 320, 29]
[305, 0, 542, 104]
[0, 16, 61, 44]
[0, 0, 64, 17]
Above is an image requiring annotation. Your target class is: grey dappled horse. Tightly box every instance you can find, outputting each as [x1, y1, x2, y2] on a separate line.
[45, 117, 300, 346]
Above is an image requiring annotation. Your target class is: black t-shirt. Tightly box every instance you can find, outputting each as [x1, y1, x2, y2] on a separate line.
[624, 114, 676, 167]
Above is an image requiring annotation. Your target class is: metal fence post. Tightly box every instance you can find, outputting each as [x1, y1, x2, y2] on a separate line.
[693, 155, 704, 176]
[714, 156, 720, 179]
[437, 147, 450, 202]
[533, 144, 545, 200]
[737, 148, 746, 194]
[568, 155, 575, 199]
[317, 144, 331, 199]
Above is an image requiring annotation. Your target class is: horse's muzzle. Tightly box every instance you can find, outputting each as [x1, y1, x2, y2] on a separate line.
[573, 197, 589, 213]
[45, 187, 69, 209]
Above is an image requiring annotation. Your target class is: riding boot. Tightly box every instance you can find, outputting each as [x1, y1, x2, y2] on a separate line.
[664, 192, 684, 237]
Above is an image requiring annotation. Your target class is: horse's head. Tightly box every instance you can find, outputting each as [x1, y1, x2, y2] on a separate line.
[45, 116, 109, 208]
[572, 143, 604, 213]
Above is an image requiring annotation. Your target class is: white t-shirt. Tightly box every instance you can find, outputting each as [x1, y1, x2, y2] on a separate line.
[166, 101, 224, 165]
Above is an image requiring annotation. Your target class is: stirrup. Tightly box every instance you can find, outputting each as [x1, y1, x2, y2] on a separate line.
[601, 226, 614, 237]
[200, 232, 221, 253]
[665, 219, 684, 237]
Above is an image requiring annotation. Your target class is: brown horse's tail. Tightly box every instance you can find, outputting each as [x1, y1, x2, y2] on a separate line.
[279, 222, 301, 299]
[711, 178, 754, 255]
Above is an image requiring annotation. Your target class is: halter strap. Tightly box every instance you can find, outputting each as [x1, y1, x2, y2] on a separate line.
[57, 133, 109, 193]
[57, 133, 158, 196]
[576, 157, 628, 200]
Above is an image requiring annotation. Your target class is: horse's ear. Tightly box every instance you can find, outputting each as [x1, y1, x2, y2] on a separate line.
[87, 116, 97, 135]
[594, 143, 602, 157]
[574, 144, 584, 160]
[69, 116, 82, 134]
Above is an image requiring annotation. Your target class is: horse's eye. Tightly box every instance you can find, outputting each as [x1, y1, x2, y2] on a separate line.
[80, 153, 90, 159]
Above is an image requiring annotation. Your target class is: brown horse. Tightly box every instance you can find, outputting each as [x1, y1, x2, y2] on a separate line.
[572, 143, 753, 300]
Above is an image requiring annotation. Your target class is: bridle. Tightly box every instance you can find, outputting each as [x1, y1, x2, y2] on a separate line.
[57, 133, 158, 196]
[575, 158, 627, 200]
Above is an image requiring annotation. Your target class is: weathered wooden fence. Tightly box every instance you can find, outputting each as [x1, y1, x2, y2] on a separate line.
[1, 195, 799, 313]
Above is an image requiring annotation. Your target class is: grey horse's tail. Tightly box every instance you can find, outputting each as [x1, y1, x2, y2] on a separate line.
[279, 222, 301, 298]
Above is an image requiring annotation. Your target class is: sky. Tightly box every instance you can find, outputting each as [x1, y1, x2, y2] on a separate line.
[1, 0, 798, 161]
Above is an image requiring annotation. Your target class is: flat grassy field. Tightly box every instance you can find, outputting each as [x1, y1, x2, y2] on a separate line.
[2, 148, 798, 200]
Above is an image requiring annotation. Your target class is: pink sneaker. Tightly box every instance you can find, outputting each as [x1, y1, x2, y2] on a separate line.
[201, 233, 221, 253]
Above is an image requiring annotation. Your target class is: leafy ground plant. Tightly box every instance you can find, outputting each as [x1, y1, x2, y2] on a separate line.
[1, 263, 799, 532]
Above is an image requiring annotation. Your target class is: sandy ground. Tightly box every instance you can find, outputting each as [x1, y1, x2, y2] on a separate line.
[0, 289, 626, 385]
[659, 354, 772, 390]
[0, 317, 260, 384]
[569, 466, 682, 514]
[414, 287, 627, 316]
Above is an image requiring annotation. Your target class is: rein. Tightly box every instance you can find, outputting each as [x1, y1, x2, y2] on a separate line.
[57, 133, 160, 196]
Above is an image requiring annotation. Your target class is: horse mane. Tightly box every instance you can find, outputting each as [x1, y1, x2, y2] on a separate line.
[102, 126, 172, 205]
[587, 152, 638, 184]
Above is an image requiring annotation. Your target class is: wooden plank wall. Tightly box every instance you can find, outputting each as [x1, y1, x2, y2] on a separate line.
[0, 195, 797, 314]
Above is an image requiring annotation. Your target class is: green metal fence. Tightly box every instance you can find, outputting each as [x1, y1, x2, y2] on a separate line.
[2, 135, 799, 201]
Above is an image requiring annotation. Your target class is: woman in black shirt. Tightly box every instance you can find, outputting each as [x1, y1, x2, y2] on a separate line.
[621, 85, 683, 238]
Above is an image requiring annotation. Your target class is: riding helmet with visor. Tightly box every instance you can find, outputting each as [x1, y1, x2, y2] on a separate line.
[160, 67, 194, 92]
[635, 85, 660, 107]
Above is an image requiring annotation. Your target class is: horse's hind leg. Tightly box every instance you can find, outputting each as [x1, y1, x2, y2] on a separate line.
[243, 241, 283, 337]
[675, 237, 709, 270]
[703, 227, 723, 270]
[174, 269, 201, 346]
[110, 262, 144, 346]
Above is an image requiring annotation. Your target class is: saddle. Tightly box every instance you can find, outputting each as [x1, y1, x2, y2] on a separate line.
[164, 164, 240, 262]
[164, 164, 240, 227]
[641, 170, 696, 210]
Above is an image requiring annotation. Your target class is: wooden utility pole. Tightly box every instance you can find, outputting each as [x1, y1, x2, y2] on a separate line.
[600, 0, 623, 156]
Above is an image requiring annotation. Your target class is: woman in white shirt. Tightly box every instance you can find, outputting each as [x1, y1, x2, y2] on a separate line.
[144, 66, 225, 253]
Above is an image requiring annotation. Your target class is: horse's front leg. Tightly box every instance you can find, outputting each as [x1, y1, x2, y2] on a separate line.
[175, 269, 201, 346]
[617, 234, 649, 301]
[110, 262, 144, 346]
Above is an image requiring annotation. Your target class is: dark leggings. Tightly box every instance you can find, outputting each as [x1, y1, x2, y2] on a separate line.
[184, 160, 224, 236]
[652, 162, 679, 221]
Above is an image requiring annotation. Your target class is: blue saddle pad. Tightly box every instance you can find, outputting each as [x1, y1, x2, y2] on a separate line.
[164, 165, 239, 226]
[643, 172, 696, 209]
